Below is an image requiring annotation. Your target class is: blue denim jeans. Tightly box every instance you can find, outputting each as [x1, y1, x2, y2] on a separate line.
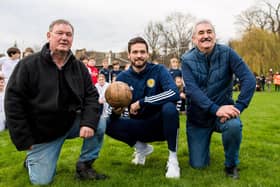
[187, 117, 242, 168]
[26, 115, 106, 185]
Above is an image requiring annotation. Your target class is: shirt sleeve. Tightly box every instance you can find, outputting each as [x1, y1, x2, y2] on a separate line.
[229, 48, 256, 112]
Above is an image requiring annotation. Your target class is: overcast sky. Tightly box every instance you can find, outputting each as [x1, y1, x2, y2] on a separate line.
[0, 0, 264, 54]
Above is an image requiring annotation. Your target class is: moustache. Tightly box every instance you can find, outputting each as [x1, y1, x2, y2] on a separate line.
[201, 38, 212, 42]
[135, 58, 145, 61]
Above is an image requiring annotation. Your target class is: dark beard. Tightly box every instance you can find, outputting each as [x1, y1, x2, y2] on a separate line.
[131, 60, 146, 69]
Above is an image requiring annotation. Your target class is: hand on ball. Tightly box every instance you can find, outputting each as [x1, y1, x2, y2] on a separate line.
[112, 107, 125, 115]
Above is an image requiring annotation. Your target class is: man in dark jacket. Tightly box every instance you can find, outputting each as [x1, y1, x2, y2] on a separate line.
[181, 20, 256, 179]
[5, 19, 107, 185]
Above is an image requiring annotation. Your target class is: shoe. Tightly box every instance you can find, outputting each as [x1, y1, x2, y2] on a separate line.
[225, 166, 239, 179]
[165, 158, 180, 179]
[131, 144, 153, 165]
[76, 161, 108, 180]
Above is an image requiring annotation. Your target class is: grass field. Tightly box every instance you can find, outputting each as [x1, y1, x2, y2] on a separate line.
[0, 92, 279, 187]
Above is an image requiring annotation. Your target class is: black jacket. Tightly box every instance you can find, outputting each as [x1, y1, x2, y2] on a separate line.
[5, 43, 100, 151]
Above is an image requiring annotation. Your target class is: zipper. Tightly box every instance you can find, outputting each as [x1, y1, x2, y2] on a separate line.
[55, 68, 60, 110]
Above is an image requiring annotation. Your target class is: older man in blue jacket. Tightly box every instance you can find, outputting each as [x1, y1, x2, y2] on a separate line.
[181, 19, 256, 179]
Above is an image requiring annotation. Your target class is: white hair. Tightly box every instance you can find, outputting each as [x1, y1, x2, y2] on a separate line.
[191, 19, 215, 38]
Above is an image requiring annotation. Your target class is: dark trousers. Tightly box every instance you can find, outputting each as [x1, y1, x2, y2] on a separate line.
[106, 102, 179, 152]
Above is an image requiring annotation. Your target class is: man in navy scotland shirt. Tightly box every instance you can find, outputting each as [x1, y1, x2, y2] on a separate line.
[106, 37, 181, 178]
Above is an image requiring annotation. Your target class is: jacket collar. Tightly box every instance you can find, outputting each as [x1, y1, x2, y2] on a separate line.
[41, 43, 75, 66]
[194, 44, 216, 60]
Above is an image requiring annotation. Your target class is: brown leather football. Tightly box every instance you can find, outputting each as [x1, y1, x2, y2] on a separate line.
[105, 81, 132, 107]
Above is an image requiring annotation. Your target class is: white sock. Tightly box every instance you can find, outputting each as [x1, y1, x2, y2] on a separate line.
[134, 141, 147, 151]
[168, 150, 178, 161]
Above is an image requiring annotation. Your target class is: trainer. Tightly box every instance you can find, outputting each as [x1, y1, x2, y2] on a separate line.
[106, 37, 181, 178]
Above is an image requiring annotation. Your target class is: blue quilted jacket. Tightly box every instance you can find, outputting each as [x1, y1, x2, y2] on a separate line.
[181, 44, 256, 127]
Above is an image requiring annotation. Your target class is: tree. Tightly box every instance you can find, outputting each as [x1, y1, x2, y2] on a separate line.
[143, 12, 195, 65]
[143, 21, 162, 61]
[235, 5, 273, 32]
[159, 12, 195, 58]
[264, 1, 280, 35]
[235, 0, 280, 36]
[230, 28, 280, 75]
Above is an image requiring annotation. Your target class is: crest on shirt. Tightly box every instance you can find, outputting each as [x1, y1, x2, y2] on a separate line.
[146, 78, 155, 88]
